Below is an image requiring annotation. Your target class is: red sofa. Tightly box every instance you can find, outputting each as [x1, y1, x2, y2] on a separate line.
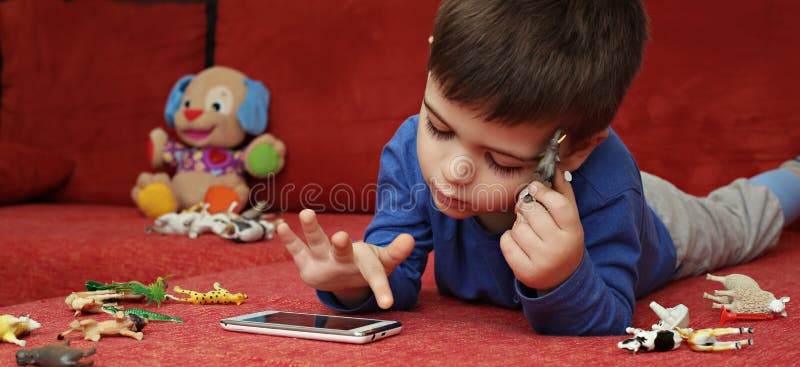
[1, 1, 798, 366]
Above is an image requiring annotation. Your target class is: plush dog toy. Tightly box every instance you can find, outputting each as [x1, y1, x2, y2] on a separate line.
[132, 66, 286, 218]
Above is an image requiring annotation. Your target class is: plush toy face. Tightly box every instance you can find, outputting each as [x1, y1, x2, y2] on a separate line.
[173, 67, 248, 148]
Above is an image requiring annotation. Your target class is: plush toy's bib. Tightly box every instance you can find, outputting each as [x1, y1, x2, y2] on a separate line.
[163, 139, 245, 177]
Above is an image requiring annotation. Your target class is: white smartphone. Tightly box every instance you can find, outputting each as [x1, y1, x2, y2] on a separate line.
[220, 310, 402, 344]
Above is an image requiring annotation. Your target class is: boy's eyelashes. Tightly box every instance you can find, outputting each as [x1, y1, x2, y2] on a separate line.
[425, 116, 524, 177]
[425, 117, 455, 140]
[484, 152, 523, 177]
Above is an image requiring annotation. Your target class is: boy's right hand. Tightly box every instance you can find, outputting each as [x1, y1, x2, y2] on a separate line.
[277, 209, 415, 309]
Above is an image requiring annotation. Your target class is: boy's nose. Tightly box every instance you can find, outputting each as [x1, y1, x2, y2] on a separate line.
[442, 155, 476, 185]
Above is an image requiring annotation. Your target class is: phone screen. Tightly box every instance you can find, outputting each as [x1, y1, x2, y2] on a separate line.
[241, 312, 379, 331]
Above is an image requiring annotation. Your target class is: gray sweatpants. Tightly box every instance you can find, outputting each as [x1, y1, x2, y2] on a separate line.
[641, 172, 784, 280]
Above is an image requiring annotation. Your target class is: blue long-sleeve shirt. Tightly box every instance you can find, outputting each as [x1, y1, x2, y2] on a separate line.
[318, 115, 676, 335]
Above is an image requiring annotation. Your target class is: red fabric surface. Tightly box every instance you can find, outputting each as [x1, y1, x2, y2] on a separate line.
[0, 142, 74, 205]
[0, 204, 372, 307]
[0, 0, 207, 205]
[0, 230, 798, 366]
[616, 0, 800, 195]
[215, 0, 440, 213]
[1, 0, 799, 364]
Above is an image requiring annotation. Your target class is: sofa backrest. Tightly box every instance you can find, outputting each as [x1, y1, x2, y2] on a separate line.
[215, 0, 439, 213]
[0, 0, 208, 204]
[1, 0, 798, 210]
[617, 0, 800, 195]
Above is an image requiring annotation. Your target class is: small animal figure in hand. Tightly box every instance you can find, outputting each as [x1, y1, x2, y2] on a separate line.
[16, 341, 95, 367]
[675, 327, 754, 352]
[1, 314, 41, 347]
[703, 273, 790, 316]
[167, 282, 247, 305]
[58, 312, 148, 342]
[617, 327, 683, 354]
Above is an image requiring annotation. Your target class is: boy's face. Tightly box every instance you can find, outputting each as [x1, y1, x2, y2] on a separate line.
[417, 76, 561, 219]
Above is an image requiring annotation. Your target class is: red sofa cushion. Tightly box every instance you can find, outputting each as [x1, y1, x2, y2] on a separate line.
[0, 231, 797, 365]
[0, 204, 373, 307]
[215, 0, 440, 213]
[0, 142, 73, 205]
[0, 0, 207, 205]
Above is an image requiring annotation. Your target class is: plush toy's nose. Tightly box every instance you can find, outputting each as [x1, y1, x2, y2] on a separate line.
[183, 109, 204, 122]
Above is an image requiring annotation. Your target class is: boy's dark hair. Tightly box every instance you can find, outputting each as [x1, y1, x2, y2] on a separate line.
[428, 0, 648, 143]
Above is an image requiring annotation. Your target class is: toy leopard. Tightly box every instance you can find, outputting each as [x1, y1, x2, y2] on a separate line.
[167, 282, 247, 305]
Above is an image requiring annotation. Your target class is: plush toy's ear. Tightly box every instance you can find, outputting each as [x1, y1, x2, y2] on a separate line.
[237, 78, 271, 135]
[164, 74, 195, 127]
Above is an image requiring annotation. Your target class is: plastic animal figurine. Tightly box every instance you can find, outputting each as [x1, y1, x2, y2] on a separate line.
[520, 128, 565, 203]
[58, 312, 148, 342]
[719, 305, 776, 325]
[167, 282, 247, 305]
[1, 314, 41, 347]
[145, 203, 207, 235]
[202, 201, 280, 242]
[649, 301, 689, 331]
[675, 327, 754, 352]
[215, 216, 279, 242]
[85, 275, 173, 307]
[618, 327, 683, 354]
[16, 341, 95, 367]
[65, 290, 143, 317]
[101, 305, 184, 323]
[187, 203, 235, 239]
[703, 273, 790, 316]
[617, 302, 688, 354]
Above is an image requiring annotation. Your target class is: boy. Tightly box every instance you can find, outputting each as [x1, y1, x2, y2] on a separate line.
[277, 0, 800, 335]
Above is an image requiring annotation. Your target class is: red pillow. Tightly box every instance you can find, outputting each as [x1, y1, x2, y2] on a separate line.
[0, 142, 74, 205]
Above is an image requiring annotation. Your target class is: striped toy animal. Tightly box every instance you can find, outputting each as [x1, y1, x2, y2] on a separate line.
[167, 282, 247, 305]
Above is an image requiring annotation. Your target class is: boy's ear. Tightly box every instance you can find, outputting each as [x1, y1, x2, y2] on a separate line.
[559, 129, 610, 171]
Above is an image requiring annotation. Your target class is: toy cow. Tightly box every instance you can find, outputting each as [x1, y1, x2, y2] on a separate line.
[618, 327, 683, 354]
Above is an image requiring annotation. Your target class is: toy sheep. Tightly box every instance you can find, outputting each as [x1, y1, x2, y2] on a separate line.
[703, 273, 790, 316]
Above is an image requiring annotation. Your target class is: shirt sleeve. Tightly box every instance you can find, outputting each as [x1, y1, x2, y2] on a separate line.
[317, 120, 434, 312]
[515, 191, 643, 335]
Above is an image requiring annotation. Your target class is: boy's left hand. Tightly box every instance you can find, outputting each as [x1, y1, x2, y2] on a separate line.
[499, 167, 584, 292]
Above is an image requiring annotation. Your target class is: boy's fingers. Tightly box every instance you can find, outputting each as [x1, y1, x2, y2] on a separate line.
[379, 234, 415, 271]
[516, 189, 558, 234]
[277, 222, 310, 268]
[508, 217, 542, 256]
[499, 231, 535, 278]
[330, 231, 355, 263]
[552, 167, 576, 202]
[529, 180, 573, 230]
[354, 249, 394, 309]
[547, 167, 580, 227]
[298, 209, 330, 258]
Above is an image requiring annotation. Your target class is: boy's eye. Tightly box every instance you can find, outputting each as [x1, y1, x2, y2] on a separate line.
[484, 152, 523, 177]
[425, 117, 455, 140]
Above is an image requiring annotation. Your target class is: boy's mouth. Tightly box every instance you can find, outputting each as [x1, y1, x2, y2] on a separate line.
[182, 128, 215, 142]
[433, 188, 469, 209]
